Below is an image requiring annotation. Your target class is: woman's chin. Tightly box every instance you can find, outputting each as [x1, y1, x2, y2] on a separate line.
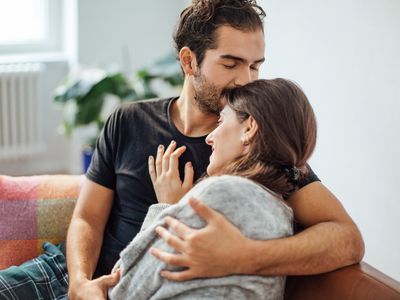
[206, 167, 213, 176]
[206, 165, 216, 176]
[207, 165, 222, 177]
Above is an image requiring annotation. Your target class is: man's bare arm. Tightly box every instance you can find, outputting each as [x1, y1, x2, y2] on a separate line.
[244, 181, 364, 275]
[150, 182, 364, 280]
[67, 178, 119, 300]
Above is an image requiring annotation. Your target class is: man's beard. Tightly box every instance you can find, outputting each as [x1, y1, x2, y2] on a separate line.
[193, 69, 224, 115]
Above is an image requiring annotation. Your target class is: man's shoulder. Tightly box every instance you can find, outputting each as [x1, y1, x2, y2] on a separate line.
[119, 97, 173, 113]
[109, 97, 175, 124]
[105, 97, 176, 136]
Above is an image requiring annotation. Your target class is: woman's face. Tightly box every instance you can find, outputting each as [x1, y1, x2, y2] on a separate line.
[205, 105, 248, 175]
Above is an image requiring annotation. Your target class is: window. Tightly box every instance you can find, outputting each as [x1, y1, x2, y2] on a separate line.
[0, 0, 63, 54]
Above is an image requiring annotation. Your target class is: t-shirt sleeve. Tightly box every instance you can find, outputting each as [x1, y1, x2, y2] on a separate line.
[296, 163, 320, 189]
[86, 108, 120, 190]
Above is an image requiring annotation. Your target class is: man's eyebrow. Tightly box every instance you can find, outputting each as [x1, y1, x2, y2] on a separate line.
[220, 54, 265, 64]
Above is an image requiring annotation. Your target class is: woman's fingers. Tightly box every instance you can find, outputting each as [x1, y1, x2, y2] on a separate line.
[155, 144, 164, 177]
[182, 161, 194, 189]
[169, 146, 187, 175]
[153, 141, 191, 187]
[148, 156, 156, 183]
[162, 141, 176, 173]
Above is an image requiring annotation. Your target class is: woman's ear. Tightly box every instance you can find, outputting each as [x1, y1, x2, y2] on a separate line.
[179, 47, 197, 76]
[242, 116, 258, 145]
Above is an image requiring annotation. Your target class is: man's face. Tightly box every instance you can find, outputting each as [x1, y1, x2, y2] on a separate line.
[192, 25, 265, 114]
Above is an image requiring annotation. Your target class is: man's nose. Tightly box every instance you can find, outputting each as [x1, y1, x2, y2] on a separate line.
[234, 68, 252, 87]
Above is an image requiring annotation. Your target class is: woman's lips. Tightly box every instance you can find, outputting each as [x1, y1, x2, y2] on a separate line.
[209, 150, 215, 161]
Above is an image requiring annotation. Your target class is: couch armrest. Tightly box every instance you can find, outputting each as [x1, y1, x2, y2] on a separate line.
[285, 262, 400, 300]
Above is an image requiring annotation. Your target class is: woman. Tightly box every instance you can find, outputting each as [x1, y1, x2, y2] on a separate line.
[109, 78, 317, 299]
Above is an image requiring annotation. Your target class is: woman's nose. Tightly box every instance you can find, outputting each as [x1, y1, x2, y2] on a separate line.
[205, 132, 213, 146]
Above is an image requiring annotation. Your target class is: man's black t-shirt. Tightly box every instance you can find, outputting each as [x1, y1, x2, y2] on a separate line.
[86, 97, 319, 276]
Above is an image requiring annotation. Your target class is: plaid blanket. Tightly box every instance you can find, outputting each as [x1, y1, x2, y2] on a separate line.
[0, 242, 68, 300]
[0, 174, 82, 270]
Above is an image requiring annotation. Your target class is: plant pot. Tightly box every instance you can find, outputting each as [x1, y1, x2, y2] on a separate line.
[82, 146, 94, 173]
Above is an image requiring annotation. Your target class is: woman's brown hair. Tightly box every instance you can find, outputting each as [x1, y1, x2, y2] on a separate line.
[223, 78, 317, 198]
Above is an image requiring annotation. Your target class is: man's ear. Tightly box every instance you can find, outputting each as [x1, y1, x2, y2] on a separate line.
[179, 47, 197, 76]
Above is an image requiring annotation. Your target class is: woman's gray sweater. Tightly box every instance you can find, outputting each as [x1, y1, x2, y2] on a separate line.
[109, 175, 293, 300]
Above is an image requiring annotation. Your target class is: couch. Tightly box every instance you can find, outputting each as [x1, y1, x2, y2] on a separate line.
[1, 174, 400, 299]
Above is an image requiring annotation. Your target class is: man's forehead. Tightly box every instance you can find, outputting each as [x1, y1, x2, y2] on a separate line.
[210, 25, 265, 61]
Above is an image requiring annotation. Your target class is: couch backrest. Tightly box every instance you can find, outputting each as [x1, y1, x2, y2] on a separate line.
[0, 174, 83, 270]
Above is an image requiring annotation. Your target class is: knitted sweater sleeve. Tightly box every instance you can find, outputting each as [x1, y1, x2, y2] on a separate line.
[109, 175, 293, 300]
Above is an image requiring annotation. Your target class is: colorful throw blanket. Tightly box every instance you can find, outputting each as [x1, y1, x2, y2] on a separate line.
[0, 175, 82, 270]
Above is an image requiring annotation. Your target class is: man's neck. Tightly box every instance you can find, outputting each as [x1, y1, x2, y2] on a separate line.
[171, 85, 218, 137]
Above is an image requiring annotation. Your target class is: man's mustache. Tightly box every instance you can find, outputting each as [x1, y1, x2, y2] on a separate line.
[220, 87, 235, 98]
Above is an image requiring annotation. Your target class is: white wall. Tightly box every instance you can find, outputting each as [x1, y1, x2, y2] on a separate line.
[259, 0, 400, 280]
[61, 0, 189, 173]
[78, 0, 188, 70]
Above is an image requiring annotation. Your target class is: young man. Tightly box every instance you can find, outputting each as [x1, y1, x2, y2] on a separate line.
[67, 0, 364, 299]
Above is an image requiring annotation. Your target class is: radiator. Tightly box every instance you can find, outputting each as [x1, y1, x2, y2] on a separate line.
[0, 63, 45, 161]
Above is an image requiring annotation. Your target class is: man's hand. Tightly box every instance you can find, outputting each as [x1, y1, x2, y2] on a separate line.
[150, 198, 249, 281]
[148, 140, 194, 204]
[68, 269, 120, 300]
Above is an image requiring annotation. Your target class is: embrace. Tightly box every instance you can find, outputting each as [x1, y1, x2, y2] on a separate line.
[0, 1, 364, 299]
[68, 1, 364, 299]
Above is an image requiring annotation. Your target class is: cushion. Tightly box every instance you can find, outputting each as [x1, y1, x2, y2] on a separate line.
[0, 175, 83, 270]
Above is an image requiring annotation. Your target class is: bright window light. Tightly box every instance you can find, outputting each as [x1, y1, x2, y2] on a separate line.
[0, 0, 64, 55]
[0, 0, 48, 45]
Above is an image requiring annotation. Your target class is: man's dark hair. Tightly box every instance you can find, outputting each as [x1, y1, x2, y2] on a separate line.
[174, 0, 266, 67]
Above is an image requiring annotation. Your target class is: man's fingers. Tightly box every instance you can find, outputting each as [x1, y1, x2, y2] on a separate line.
[149, 247, 188, 267]
[160, 269, 195, 282]
[155, 226, 185, 253]
[97, 269, 120, 289]
[169, 146, 186, 174]
[182, 161, 194, 189]
[148, 156, 156, 183]
[163, 216, 193, 239]
[155, 144, 164, 177]
[188, 198, 219, 223]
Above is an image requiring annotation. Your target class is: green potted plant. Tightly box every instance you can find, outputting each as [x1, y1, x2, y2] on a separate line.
[53, 53, 183, 172]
